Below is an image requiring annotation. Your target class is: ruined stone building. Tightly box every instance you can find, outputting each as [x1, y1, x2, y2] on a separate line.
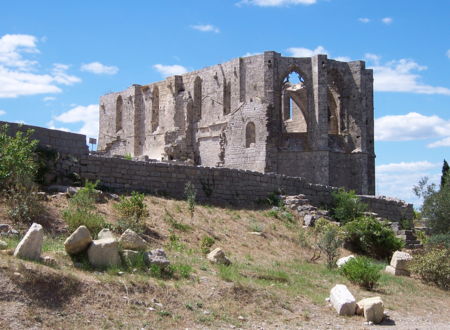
[98, 51, 375, 194]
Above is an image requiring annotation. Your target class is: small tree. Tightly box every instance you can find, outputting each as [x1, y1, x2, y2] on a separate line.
[330, 188, 367, 224]
[317, 224, 342, 269]
[441, 159, 449, 188]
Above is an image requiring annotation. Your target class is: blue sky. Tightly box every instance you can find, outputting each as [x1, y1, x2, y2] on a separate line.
[0, 0, 449, 206]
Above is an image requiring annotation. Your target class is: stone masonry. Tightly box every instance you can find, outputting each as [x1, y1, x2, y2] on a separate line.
[98, 51, 375, 195]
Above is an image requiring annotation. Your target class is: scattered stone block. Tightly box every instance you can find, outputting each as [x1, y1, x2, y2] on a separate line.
[390, 251, 412, 272]
[207, 248, 231, 265]
[336, 255, 355, 268]
[385, 265, 410, 276]
[303, 214, 316, 227]
[144, 248, 170, 268]
[98, 228, 115, 240]
[64, 225, 92, 255]
[329, 284, 356, 316]
[13, 223, 44, 261]
[357, 297, 384, 324]
[42, 255, 57, 266]
[87, 238, 121, 268]
[119, 229, 147, 250]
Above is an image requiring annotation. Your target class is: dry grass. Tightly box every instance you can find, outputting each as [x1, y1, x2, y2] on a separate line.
[0, 193, 449, 329]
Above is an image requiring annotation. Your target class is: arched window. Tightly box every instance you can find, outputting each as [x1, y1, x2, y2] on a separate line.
[151, 86, 159, 133]
[194, 76, 202, 121]
[281, 71, 308, 133]
[328, 90, 339, 134]
[116, 96, 123, 132]
[327, 68, 344, 135]
[245, 122, 256, 148]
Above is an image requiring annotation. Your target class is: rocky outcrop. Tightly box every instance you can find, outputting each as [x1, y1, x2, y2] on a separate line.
[13, 223, 44, 261]
[207, 248, 231, 265]
[87, 238, 121, 268]
[385, 251, 412, 276]
[144, 249, 170, 268]
[98, 228, 115, 240]
[119, 229, 147, 250]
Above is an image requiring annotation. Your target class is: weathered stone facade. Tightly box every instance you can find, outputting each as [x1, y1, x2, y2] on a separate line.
[99, 51, 375, 194]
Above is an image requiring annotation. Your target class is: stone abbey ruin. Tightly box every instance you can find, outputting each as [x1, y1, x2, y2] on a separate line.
[1, 52, 413, 221]
[99, 51, 375, 195]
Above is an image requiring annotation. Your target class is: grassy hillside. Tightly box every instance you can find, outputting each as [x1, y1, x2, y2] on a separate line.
[0, 193, 449, 329]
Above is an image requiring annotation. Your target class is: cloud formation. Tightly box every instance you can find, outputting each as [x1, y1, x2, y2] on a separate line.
[53, 104, 99, 138]
[365, 54, 450, 95]
[447, 49, 450, 59]
[237, 0, 316, 6]
[375, 112, 450, 147]
[153, 64, 188, 78]
[358, 18, 370, 23]
[190, 24, 220, 33]
[286, 46, 350, 62]
[381, 17, 393, 25]
[0, 109, 6, 116]
[81, 62, 119, 75]
[0, 34, 81, 98]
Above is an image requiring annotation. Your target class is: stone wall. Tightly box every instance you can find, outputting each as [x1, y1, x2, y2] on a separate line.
[0, 121, 88, 156]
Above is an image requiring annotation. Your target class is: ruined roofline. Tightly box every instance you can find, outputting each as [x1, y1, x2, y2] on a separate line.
[102, 51, 369, 95]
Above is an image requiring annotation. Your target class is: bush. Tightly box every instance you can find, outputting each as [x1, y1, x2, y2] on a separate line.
[410, 248, 450, 290]
[426, 233, 450, 249]
[200, 236, 215, 254]
[63, 181, 106, 236]
[339, 256, 382, 290]
[184, 181, 196, 219]
[0, 124, 41, 223]
[343, 216, 403, 260]
[114, 191, 148, 233]
[330, 188, 367, 224]
[317, 224, 342, 269]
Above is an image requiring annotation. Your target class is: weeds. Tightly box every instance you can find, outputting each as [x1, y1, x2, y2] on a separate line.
[200, 236, 215, 254]
[114, 191, 148, 233]
[184, 181, 196, 219]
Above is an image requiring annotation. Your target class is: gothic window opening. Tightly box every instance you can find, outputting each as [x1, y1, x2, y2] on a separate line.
[151, 86, 159, 133]
[116, 96, 123, 132]
[281, 71, 308, 133]
[328, 89, 339, 134]
[245, 121, 256, 148]
[223, 80, 231, 115]
[194, 76, 202, 121]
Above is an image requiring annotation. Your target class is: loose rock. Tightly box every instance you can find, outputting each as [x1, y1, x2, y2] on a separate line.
[87, 238, 121, 268]
[64, 225, 92, 255]
[357, 297, 384, 324]
[329, 284, 356, 316]
[119, 229, 147, 250]
[98, 228, 115, 240]
[207, 248, 231, 265]
[336, 255, 355, 268]
[390, 251, 412, 272]
[13, 223, 44, 261]
[144, 248, 170, 268]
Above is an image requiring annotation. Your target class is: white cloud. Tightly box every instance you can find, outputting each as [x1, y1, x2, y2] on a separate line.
[43, 96, 56, 102]
[286, 46, 328, 57]
[381, 17, 393, 25]
[47, 120, 70, 132]
[190, 24, 220, 33]
[365, 54, 450, 95]
[237, 0, 316, 6]
[153, 64, 188, 78]
[243, 52, 262, 57]
[375, 112, 450, 142]
[358, 18, 370, 23]
[53, 104, 99, 138]
[0, 109, 6, 116]
[0, 34, 81, 98]
[427, 137, 450, 148]
[446, 49, 450, 59]
[81, 62, 119, 75]
[376, 161, 440, 206]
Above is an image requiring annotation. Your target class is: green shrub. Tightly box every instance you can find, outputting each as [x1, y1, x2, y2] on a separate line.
[184, 181, 196, 219]
[339, 256, 382, 290]
[63, 209, 106, 236]
[0, 124, 41, 223]
[70, 180, 99, 210]
[426, 233, 450, 249]
[331, 188, 367, 224]
[114, 191, 148, 233]
[317, 224, 342, 269]
[410, 248, 450, 290]
[343, 216, 403, 260]
[200, 236, 215, 254]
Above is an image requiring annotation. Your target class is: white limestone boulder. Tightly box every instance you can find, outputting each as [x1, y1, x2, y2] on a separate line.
[98, 228, 115, 240]
[64, 225, 92, 255]
[329, 284, 356, 316]
[385, 265, 410, 276]
[87, 238, 121, 268]
[207, 248, 231, 266]
[356, 297, 384, 324]
[119, 229, 147, 250]
[13, 223, 44, 261]
[336, 255, 355, 268]
[144, 248, 170, 269]
[390, 251, 412, 272]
